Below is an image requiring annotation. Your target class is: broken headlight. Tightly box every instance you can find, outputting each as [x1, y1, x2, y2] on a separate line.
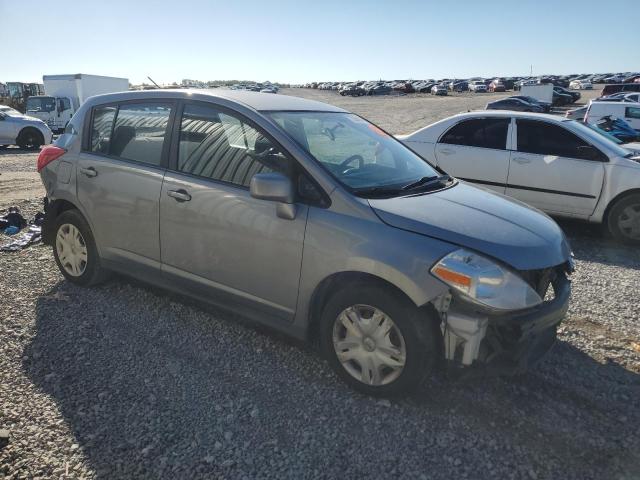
[431, 249, 542, 311]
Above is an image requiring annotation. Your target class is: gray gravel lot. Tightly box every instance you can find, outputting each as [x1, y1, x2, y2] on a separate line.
[1, 90, 639, 479]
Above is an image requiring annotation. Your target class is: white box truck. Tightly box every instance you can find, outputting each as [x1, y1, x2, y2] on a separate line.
[520, 84, 554, 104]
[25, 74, 129, 133]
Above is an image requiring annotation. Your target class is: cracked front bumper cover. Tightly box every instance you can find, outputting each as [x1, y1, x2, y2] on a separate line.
[453, 272, 571, 377]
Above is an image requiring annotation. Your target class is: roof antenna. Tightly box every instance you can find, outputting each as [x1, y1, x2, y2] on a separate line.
[147, 76, 161, 89]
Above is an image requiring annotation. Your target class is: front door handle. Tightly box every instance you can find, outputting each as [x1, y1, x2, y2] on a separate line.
[439, 148, 455, 155]
[167, 189, 192, 202]
[79, 166, 97, 177]
[512, 157, 531, 164]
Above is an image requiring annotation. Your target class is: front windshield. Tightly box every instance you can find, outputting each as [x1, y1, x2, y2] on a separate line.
[266, 111, 440, 192]
[26, 96, 55, 112]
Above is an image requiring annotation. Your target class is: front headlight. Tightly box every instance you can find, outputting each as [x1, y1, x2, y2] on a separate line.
[431, 249, 542, 311]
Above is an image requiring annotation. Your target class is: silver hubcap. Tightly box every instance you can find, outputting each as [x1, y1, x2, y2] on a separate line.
[332, 304, 406, 386]
[55, 223, 88, 277]
[617, 204, 640, 240]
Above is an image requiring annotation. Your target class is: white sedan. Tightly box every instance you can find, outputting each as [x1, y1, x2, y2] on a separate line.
[397, 111, 640, 243]
[0, 107, 53, 149]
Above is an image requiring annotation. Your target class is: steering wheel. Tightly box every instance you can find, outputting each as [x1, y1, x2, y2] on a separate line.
[339, 154, 364, 175]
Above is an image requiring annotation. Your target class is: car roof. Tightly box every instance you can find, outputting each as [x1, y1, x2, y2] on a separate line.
[451, 110, 564, 121]
[84, 89, 347, 113]
[589, 101, 640, 108]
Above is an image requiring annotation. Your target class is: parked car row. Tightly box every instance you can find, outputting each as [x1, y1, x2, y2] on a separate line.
[304, 72, 640, 98]
[514, 72, 640, 90]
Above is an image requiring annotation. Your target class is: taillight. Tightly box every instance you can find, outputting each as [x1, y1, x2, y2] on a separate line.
[37, 145, 66, 172]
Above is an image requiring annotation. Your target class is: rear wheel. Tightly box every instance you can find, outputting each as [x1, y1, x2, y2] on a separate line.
[319, 284, 439, 396]
[17, 128, 44, 150]
[53, 210, 109, 286]
[607, 193, 640, 244]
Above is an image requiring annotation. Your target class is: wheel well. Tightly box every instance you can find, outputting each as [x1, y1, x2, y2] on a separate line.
[306, 271, 426, 344]
[603, 189, 640, 225]
[18, 127, 44, 142]
[43, 199, 81, 244]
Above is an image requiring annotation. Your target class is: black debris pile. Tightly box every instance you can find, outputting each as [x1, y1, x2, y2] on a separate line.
[0, 206, 27, 234]
[0, 207, 45, 252]
[0, 429, 9, 450]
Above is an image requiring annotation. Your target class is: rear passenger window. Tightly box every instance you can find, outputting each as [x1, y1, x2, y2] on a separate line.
[90, 106, 117, 153]
[177, 103, 288, 187]
[516, 120, 605, 161]
[109, 103, 172, 166]
[440, 118, 509, 150]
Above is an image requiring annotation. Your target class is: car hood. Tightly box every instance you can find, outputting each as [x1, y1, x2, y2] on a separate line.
[623, 142, 640, 155]
[11, 113, 43, 123]
[368, 182, 571, 271]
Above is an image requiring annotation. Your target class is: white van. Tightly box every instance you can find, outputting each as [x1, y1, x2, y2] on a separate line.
[585, 101, 640, 130]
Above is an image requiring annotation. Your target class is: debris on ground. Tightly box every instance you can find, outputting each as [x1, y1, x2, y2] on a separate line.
[0, 206, 27, 232]
[0, 429, 9, 449]
[0, 208, 44, 252]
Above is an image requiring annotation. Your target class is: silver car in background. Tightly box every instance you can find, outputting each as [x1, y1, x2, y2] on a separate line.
[37, 90, 572, 395]
[0, 106, 53, 149]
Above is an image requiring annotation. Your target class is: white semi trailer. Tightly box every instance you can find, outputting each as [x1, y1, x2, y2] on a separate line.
[25, 74, 129, 133]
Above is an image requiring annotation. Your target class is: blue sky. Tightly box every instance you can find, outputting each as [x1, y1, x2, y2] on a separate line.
[2, 0, 638, 84]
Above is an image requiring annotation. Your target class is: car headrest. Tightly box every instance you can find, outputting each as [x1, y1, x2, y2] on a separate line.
[111, 125, 136, 156]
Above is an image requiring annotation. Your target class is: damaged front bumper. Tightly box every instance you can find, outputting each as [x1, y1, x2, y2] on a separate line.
[440, 269, 571, 377]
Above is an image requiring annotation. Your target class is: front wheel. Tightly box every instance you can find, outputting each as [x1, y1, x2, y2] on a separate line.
[53, 209, 109, 286]
[607, 194, 640, 244]
[319, 284, 439, 396]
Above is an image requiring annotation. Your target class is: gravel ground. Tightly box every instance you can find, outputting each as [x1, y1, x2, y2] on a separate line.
[1, 90, 639, 479]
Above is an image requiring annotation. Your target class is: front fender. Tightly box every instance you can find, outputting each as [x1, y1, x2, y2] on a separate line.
[294, 207, 455, 332]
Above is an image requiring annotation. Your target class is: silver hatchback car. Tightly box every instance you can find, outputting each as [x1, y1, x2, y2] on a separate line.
[38, 90, 572, 395]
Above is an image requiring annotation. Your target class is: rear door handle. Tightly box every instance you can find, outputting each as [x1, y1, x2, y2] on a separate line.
[167, 189, 192, 202]
[79, 166, 97, 177]
[438, 148, 455, 155]
[512, 157, 531, 164]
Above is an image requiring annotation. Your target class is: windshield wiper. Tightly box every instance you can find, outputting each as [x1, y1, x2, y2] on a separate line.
[401, 174, 451, 192]
[353, 186, 404, 198]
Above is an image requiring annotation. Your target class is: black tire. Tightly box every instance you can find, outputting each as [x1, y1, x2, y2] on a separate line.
[53, 209, 109, 286]
[319, 283, 440, 396]
[607, 193, 640, 244]
[17, 128, 44, 150]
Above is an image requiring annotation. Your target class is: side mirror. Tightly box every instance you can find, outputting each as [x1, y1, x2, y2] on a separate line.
[250, 172, 297, 220]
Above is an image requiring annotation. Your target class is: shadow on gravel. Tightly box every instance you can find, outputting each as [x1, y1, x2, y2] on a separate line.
[556, 218, 640, 270]
[24, 280, 640, 479]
